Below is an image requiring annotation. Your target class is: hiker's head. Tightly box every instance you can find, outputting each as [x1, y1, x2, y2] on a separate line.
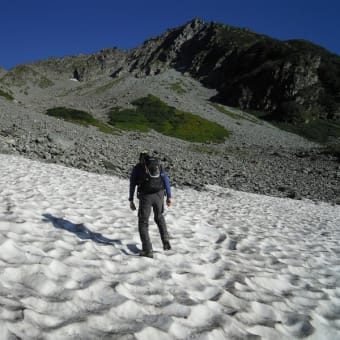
[139, 151, 149, 164]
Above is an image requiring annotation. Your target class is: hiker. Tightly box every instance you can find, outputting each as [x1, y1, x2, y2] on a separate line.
[129, 151, 172, 258]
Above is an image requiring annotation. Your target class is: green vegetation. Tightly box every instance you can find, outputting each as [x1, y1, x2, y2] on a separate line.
[12, 65, 29, 74]
[190, 144, 248, 157]
[45, 107, 117, 134]
[246, 104, 340, 145]
[216, 23, 268, 49]
[287, 40, 340, 116]
[107, 94, 230, 143]
[169, 82, 187, 94]
[275, 119, 340, 144]
[108, 106, 149, 132]
[212, 25, 340, 128]
[211, 103, 241, 119]
[190, 144, 222, 156]
[1, 65, 30, 87]
[0, 89, 14, 100]
[38, 77, 54, 88]
[246, 109, 269, 119]
[211, 103, 261, 124]
[1, 64, 54, 88]
[85, 78, 124, 96]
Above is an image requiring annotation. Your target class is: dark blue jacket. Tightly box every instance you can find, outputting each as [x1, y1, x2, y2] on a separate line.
[129, 163, 171, 201]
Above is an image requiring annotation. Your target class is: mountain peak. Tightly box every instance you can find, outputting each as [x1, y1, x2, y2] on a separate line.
[1, 19, 340, 123]
[186, 17, 205, 27]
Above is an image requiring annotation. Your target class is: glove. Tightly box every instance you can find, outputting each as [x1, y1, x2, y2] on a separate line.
[166, 198, 172, 207]
[129, 201, 136, 211]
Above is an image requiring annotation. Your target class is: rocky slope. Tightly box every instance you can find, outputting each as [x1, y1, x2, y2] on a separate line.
[3, 18, 340, 123]
[0, 19, 339, 205]
[1, 69, 339, 204]
[127, 18, 340, 123]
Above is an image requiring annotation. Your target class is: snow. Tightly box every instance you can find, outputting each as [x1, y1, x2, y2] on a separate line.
[0, 153, 339, 339]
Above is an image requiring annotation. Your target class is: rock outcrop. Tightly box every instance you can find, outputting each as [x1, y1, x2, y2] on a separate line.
[123, 19, 340, 124]
[2, 18, 339, 124]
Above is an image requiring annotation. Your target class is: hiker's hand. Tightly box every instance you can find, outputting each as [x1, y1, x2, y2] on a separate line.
[129, 201, 136, 211]
[166, 198, 172, 207]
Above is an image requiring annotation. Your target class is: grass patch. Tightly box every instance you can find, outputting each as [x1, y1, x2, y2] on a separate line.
[107, 107, 149, 132]
[85, 78, 124, 96]
[190, 144, 248, 157]
[211, 103, 244, 119]
[169, 82, 187, 94]
[212, 103, 262, 124]
[38, 77, 54, 89]
[0, 89, 14, 100]
[190, 145, 222, 156]
[245, 109, 268, 119]
[2, 65, 54, 88]
[45, 107, 118, 134]
[107, 94, 230, 143]
[245, 107, 340, 144]
[274, 119, 340, 144]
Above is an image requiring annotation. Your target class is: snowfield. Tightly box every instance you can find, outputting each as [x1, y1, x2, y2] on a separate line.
[0, 154, 339, 339]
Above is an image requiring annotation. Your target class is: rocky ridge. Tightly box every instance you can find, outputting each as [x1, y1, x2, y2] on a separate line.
[2, 18, 339, 123]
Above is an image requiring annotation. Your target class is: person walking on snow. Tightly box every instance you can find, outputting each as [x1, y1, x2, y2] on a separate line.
[129, 151, 172, 258]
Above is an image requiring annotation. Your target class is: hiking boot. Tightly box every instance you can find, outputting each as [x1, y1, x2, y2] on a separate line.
[139, 250, 153, 258]
[163, 241, 171, 251]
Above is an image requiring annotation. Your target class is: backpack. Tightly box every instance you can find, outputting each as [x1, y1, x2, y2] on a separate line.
[137, 156, 164, 195]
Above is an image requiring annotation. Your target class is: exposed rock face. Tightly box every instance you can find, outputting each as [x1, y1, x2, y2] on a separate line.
[127, 19, 340, 124]
[126, 18, 207, 76]
[2, 18, 339, 123]
[0, 64, 54, 88]
[216, 50, 324, 121]
[126, 19, 340, 123]
[32, 48, 128, 81]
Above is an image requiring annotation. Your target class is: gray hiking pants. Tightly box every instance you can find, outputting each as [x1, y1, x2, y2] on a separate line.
[138, 191, 169, 252]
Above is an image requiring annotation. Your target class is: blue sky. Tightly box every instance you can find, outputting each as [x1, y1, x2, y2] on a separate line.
[1, 0, 339, 70]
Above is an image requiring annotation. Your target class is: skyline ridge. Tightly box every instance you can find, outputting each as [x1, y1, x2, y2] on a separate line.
[2, 17, 340, 71]
[1, 0, 339, 70]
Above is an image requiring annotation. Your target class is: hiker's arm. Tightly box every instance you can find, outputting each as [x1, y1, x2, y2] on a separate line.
[162, 170, 172, 206]
[129, 166, 137, 202]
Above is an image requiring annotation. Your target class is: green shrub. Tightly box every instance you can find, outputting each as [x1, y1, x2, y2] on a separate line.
[169, 82, 187, 94]
[275, 119, 340, 144]
[84, 78, 124, 96]
[45, 107, 117, 134]
[275, 101, 313, 124]
[107, 108, 149, 132]
[2, 64, 54, 88]
[190, 144, 222, 156]
[211, 103, 241, 119]
[211, 102, 261, 124]
[0, 89, 14, 100]
[107, 95, 230, 143]
[38, 77, 54, 88]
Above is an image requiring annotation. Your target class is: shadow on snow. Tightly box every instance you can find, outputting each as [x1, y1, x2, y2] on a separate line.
[42, 213, 122, 246]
